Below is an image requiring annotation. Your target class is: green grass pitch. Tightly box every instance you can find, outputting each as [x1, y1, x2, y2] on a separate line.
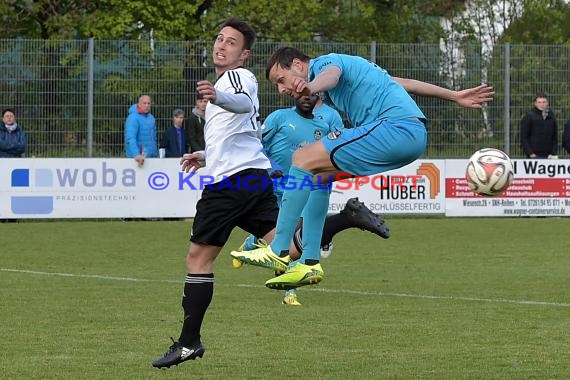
[2, 217, 570, 379]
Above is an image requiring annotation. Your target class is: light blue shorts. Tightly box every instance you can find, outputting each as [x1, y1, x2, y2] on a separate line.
[322, 118, 427, 176]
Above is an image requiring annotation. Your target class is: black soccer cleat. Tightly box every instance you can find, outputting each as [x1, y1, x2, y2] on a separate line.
[341, 197, 391, 239]
[152, 338, 205, 369]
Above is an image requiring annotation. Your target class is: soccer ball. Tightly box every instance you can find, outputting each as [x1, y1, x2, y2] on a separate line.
[465, 148, 514, 196]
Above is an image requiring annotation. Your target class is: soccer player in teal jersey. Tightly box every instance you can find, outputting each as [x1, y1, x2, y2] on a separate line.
[237, 94, 389, 305]
[263, 96, 342, 202]
[313, 99, 345, 131]
[232, 47, 494, 290]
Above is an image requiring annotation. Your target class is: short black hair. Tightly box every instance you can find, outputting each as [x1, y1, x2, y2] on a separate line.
[535, 92, 548, 101]
[221, 18, 256, 51]
[2, 108, 15, 117]
[265, 47, 310, 80]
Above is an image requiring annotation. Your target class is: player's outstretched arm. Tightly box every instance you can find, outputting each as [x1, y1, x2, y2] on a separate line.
[393, 77, 494, 109]
[453, 84, 495, 109]
[294, 66, 341, 97]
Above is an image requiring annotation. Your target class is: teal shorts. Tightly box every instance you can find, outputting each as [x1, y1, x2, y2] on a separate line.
[322, 118, 427, 176]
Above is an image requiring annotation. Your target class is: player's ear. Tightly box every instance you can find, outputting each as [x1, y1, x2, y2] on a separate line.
[241, 49, 251, 61]
[291, 58, 305, 72]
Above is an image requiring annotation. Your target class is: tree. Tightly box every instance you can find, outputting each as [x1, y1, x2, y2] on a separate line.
[0, 0, 210, 40]
[0, 0, 448, 43]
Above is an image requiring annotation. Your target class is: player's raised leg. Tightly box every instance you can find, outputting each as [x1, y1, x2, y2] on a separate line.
[266, 187, 329, 289]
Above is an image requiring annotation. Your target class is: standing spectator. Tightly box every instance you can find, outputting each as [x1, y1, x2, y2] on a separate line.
[0, 108, 27, 158]
[160, 108, 188, 157]
[124, 94, 158, 166]
[187, 93, 207, 152]
[562, 119, 570, 155]
[520, 92, 558, 159]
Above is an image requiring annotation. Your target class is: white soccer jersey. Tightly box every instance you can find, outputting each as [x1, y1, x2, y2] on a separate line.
[203, 67, 270, 183]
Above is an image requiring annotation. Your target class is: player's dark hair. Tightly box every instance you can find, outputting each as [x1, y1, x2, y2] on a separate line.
[265, 47, 310, 79]
[222, 18, 256, 50]
[534, 91, 548, 101]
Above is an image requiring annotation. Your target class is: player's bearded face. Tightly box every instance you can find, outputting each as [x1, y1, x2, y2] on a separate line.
[213, 27, 250, 70]
[269, 64, 306, 98]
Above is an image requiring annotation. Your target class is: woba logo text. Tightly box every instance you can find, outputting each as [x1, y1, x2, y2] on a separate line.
[54, 163, 136, 187]
[10, 162, 136, 215]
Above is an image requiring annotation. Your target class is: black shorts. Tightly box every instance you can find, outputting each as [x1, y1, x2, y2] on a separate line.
[190, 168, 279, 247]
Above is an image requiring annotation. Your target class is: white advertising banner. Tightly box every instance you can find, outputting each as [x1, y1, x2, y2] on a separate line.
[445, 159, 570, 217]
[0, 158, 203, 218]
[1, 158, 447, 219]
[328, 160, 446, 215]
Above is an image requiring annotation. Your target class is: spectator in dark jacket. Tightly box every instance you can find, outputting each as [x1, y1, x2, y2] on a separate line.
[187, 94, 207, 152]
[160, 109, 189, 157]
[563, 120, 570, 155]
[520, 92, 558, 158]
[0, 108, 27, 158]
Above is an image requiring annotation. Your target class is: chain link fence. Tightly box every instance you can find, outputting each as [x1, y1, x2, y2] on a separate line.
[1, 39, 570, 158]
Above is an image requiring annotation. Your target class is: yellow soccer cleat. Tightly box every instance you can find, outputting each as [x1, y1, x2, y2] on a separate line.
[265, 262, 324, 290]
[230, 244, 290, 273]
[282, 290, 302, 306]
[232, 237, 269, 269]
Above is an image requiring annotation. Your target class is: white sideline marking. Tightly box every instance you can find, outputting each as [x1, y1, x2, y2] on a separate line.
[2, 267, 570, 308]
[0, 268, 177, 284]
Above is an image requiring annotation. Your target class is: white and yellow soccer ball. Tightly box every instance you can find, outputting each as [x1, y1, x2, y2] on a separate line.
[465, 148, 514, 196]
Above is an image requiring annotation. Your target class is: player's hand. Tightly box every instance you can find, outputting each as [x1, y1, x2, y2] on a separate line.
[290, 77, 312, 99]
[181, 152, 205, 173]
[134, 154, 145, 167]
[455, 84, 495, 108]
[197, 80, 216, 102]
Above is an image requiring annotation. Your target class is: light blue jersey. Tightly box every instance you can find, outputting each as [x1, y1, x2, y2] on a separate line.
[313, 103, 345, 131]
[262, 106, 342, 197]
[309, 53, 425, 128]
[307, 53, 427, 175]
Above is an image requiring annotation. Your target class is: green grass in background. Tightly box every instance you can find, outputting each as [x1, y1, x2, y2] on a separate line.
[1, 218, 570, 379]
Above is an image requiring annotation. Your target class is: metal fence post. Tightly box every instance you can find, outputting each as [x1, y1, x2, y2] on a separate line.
[370, 41, 376, 62]
[504, 43, 510, 155]
[87, 38, 94, 157]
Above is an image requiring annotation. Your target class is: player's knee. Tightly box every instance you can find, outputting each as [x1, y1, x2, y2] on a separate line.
[186, 247, 214, 272]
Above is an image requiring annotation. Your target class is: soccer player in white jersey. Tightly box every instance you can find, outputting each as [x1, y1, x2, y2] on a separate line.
[152, 18, 281, 369]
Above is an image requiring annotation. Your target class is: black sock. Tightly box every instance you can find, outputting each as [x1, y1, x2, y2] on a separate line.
[178, 273, 214, 347]
[320, 213, 353, 246]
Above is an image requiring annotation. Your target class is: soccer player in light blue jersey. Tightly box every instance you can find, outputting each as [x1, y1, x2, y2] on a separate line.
[263, 96, 342, 204]
[236, 94, 389, 305]
[313, 99, 345, 131]
[232, 47, 494, 290]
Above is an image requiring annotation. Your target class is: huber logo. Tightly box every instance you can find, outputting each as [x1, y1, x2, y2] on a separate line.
[11, 168, 54, 214]
[416, 162, 440, 199]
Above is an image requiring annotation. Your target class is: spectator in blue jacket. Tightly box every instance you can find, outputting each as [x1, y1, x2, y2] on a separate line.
[160, 108, 189, 157]
[124, 94, 158, 166]
[0, 108, 27, 158]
